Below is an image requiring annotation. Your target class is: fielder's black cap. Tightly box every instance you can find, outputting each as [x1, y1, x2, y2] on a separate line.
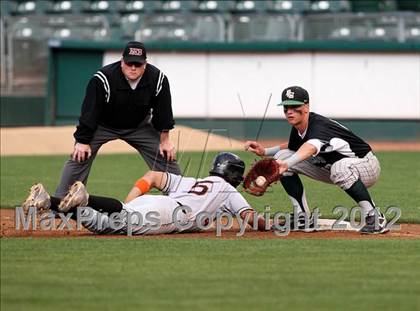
[122, 41, 147, 64]
[278, 86, 309, 106]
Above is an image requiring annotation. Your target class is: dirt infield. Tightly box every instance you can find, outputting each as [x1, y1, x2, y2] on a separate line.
[1, 125, 244, 156]
[2, 126, 418, 239]
[1, 209, 419, 239]
[1, 126, 419, 156]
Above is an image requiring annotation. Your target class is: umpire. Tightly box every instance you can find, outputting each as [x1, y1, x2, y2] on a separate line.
[55, 41, 181, 197]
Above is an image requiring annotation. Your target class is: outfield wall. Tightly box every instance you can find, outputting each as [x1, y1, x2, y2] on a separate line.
[43, 40, 420, 124]
[104, 51, 420, 120]
[2, 41, 419, 140]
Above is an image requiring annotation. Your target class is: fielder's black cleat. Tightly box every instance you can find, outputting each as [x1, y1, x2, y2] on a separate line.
[271, 212, 316, 233]
[289, 212, 316, 232]
[360, 211, 389, 234]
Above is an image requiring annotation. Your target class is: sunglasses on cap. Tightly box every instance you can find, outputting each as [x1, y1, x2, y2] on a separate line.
[124, 61, 145, 68]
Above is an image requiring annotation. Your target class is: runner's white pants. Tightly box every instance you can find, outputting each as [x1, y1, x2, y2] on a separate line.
[78, 195, 188, 235]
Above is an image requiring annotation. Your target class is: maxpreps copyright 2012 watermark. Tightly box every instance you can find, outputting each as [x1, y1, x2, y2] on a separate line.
[14, 205, 401, 236]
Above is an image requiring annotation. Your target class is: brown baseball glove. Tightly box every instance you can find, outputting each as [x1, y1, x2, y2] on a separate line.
[243, 158, 280, 196]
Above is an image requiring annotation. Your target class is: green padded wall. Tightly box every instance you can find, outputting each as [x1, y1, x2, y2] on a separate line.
[48, 48, 103, 124]
[0, 96, 45, 126]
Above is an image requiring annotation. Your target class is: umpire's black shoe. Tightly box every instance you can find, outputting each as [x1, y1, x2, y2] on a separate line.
[360, 211, 389, 234]
[290, 212, 316, 232]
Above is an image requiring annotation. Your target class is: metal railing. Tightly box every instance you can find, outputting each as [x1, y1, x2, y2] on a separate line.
[4, 14, 110, 95]
[300, 12, 420, 42]
[0, 17, 6, 93]
[1, 11, 419, 95]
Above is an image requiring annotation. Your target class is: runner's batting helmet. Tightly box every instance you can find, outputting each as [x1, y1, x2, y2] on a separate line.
[209, 152, 245, 187]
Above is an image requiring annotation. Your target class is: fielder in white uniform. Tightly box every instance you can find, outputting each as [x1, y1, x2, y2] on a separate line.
[23, 153, 267, 235]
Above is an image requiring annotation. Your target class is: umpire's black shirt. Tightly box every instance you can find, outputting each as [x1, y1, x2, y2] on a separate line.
[288, 112, 372, 167]
[74, 61, 175, 144]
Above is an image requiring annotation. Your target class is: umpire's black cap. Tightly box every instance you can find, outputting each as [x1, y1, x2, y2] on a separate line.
[278, 86, 309, 106]
[123, 41, 147, 64]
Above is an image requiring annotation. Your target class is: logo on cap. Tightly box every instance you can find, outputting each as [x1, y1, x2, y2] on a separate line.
[129, 48, 143, 56]
[286, 89, 295, 99]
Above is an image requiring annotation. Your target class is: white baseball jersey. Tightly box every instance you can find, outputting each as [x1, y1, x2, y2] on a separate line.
[80, 174, 252, 235]
[162, 173, 253, 223]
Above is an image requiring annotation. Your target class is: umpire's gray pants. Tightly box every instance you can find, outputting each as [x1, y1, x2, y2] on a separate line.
[55, 124, 181, 197]
[274, 149, 381, 190]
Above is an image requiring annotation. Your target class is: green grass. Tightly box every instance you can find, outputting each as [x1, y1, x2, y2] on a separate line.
[1, 152, 420, 310]
[1, 238, 420, 311]
[1, 151, 419, 222]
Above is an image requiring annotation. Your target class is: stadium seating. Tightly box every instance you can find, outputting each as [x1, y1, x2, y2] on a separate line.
[13, 0, 52, 15]
[192, 0, 234, 13]
[266, 0, 311, 13]
[5, 13, 110, 93]
[119, 13, 143, 40]
[230, 0, 267, 13]
[303, 12, 406, 41]
[404, 13, 420, 41]
[229, 13, 296, 42]
[0, 0, 18, 16]
[1, 0, 419, 95]
[46, 1, 87, 14]
[1, 17, 6, 91]
[135, 12, 224, 42]
[8, 16, 48, 93]
[119, 1, 154, 13]
[309, 0, 352, 13]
